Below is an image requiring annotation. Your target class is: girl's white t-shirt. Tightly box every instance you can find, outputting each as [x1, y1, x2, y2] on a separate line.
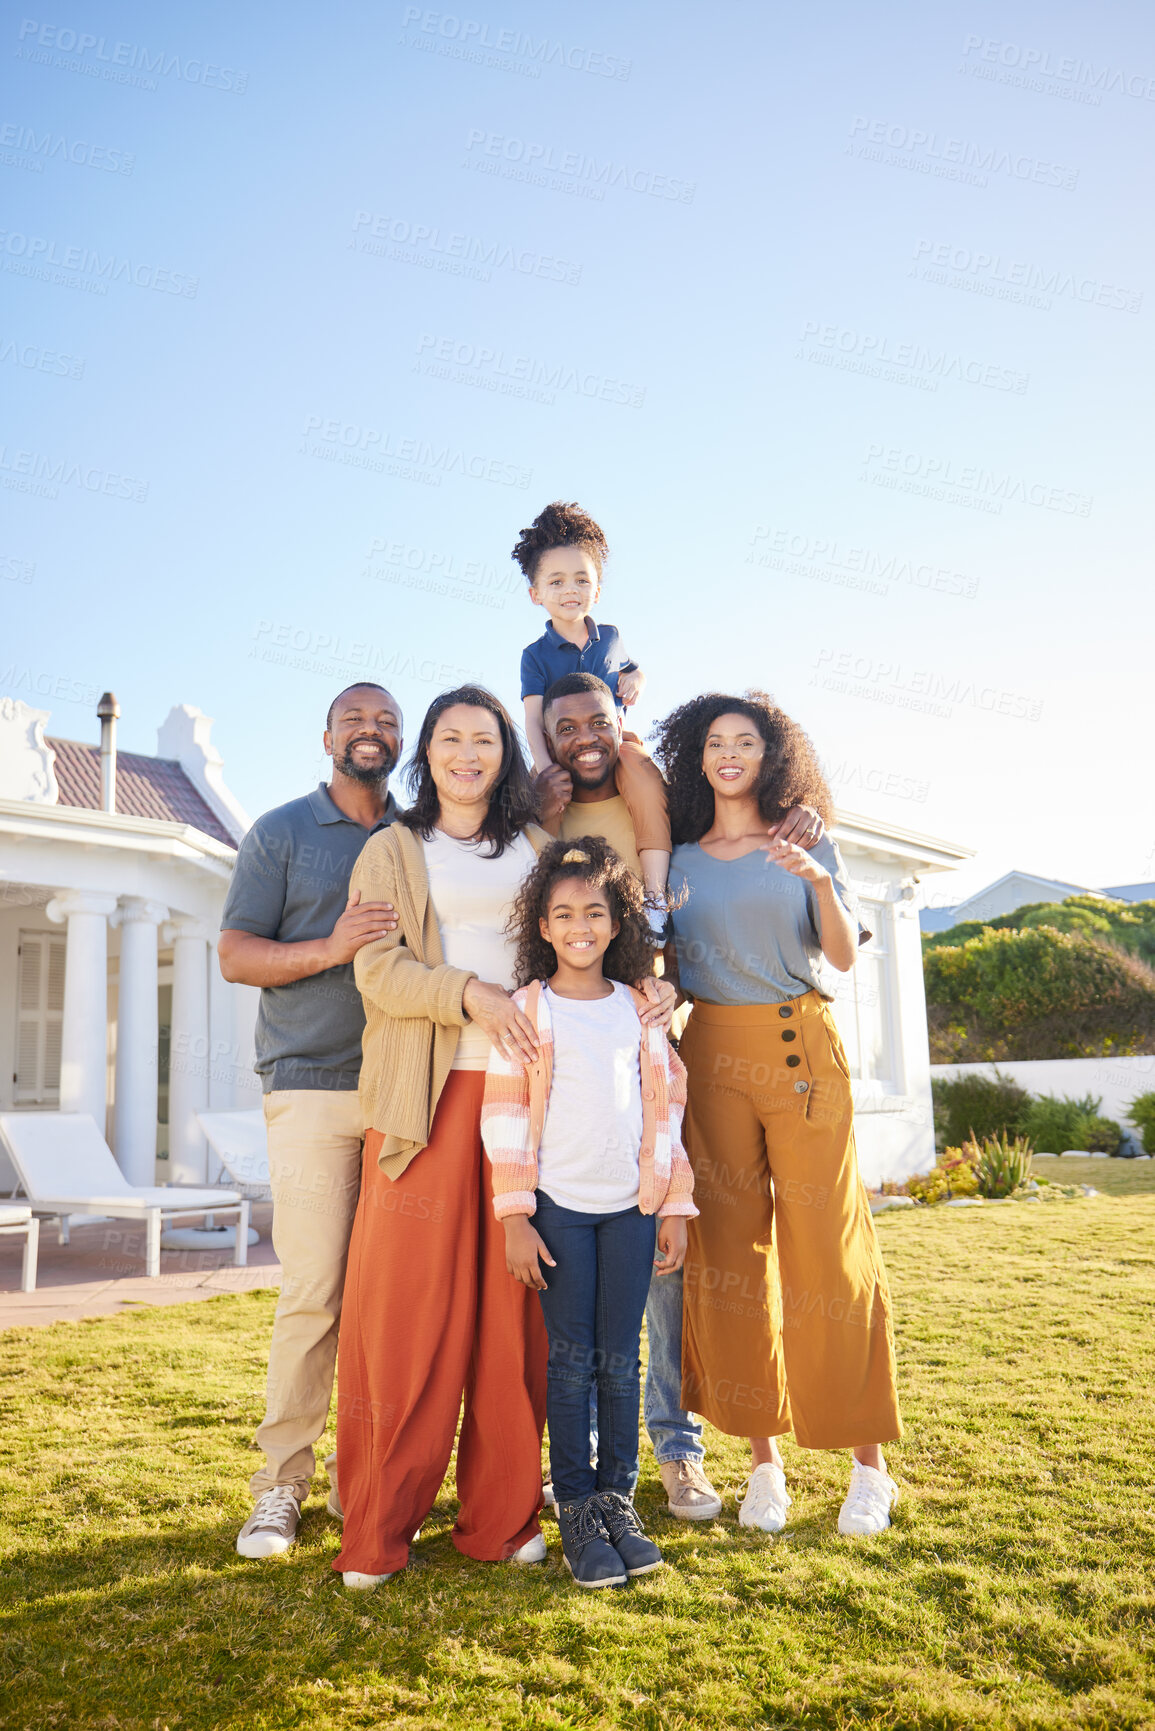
[423, 828, 537, 1070]
[537, 981, 644, 1214]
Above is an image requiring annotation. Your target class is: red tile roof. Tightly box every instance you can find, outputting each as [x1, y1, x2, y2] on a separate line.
[46, 738, 238, 848]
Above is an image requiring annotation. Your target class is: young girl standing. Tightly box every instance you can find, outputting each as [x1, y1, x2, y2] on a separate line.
[482, 838, 697, 1588]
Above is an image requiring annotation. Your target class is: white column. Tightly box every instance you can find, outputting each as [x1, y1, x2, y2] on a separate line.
[112, 897, 169, 1186]
[164, 915, 211, 1185]
[46, 891, 118, 1133]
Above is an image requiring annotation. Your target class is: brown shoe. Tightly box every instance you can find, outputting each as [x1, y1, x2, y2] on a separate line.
[659, 1458, 723, 1521]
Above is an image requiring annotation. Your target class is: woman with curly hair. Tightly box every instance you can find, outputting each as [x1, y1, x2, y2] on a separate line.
[654, 692, 903, 1539]
[481, 837, 697, 1587]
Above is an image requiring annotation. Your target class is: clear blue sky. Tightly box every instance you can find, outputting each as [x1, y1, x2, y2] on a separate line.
[3, 0, 1152, 906]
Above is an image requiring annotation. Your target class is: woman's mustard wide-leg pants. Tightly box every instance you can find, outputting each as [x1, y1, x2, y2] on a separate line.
[680, 992, 902, 1449]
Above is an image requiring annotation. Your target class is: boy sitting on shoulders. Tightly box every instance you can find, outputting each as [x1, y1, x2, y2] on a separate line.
[513, 500, 671, 913]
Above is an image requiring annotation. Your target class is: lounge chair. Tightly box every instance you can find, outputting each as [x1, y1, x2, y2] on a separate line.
[195, 1109, 271, 1200]
[0, 1205, 39, 1292]
[0, 1112, 249, 1280]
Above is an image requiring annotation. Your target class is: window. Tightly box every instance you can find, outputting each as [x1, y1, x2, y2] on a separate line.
[829, 899, 899, 1091]
[14, 930, 66, 1104]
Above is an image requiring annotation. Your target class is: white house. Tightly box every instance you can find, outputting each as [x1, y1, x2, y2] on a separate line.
[827, 812, 971, 1186]
[0, 694, 259, 1192]
[0, 691, 970, 1195]
[920, 870, 1154, 934]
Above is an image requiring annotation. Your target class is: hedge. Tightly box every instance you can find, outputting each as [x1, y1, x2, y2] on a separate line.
[924, 895, 1155, 966]
[924, 924, 1155, 1061]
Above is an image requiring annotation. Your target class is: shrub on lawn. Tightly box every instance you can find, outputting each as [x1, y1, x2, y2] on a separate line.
[931, 1069, 1032, 1152]
[975, 1133, 1034, 1198]
[1126, 1090, 1155, 1153]
[1022, 1093, 1122, 1154]
[906, 1140, 981, 1204]
[925, 924, 1155, 1060]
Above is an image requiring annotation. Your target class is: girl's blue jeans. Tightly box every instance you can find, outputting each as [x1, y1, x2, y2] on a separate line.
[533, 1191, 656, 1505]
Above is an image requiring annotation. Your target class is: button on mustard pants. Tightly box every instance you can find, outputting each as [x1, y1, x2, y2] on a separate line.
[679, 993, 901, 1450]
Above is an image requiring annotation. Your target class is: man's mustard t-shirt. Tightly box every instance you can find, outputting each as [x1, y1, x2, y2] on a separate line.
[558, 794, 642, 879]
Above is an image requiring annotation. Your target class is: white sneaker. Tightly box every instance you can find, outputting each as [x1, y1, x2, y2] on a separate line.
[542, 1477, 557, 1509]
[236, 1485, 302, 1558]
[509, 1533, 547, 1563]
[737, 1463, 792, 1533]
[342, 1570, 397, 1589]
[838, 1461, 899, 1535]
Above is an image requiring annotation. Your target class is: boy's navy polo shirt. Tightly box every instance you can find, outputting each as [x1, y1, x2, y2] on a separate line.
[520, 616, 639, 707]
[221, 782, 398, 1093]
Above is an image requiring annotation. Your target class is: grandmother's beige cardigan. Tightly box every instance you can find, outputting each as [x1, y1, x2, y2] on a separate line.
[350, 820, 551, 1181]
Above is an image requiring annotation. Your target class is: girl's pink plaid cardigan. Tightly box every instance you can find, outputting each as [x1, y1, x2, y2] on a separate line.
[480, 979, 698, 1222]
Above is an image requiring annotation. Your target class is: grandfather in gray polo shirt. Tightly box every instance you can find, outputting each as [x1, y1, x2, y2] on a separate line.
[219, 682, 401, 1559]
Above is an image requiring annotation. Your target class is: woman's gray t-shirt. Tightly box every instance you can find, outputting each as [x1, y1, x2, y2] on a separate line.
[667, 835, 864, 1005]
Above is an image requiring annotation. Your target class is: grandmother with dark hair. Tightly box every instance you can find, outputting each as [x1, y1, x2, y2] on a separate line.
[331, 686, 674, 1589]
[656, 691, 904, 1540]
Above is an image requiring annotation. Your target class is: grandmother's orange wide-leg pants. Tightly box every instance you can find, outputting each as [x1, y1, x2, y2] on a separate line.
[680, 993, 901, 1449]
[333, 1072, 548, 1578]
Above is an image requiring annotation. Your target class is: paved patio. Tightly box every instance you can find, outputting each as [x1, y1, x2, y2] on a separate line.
[0, 1201, 280, 1330]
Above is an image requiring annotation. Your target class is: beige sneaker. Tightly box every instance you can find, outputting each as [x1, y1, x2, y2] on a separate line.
[659, 1458, 723, 1521]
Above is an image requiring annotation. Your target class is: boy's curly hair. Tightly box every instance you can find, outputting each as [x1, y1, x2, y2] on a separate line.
[507, 835, 655, 988]
[652, 689, 833, 845]
[510, 501, 609, 586]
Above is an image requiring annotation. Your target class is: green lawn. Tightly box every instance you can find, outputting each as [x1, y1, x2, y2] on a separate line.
[2, 1179, 1154, 1730]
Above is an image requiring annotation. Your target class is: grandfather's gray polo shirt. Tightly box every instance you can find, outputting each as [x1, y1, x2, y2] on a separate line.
[221, 783, 398, 1092]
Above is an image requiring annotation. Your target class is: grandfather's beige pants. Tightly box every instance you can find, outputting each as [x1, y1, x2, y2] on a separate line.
[250, 1089, 363, 1500]
[680, 994, 901, 1451]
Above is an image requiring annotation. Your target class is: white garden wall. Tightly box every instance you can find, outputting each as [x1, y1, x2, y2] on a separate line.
[930, 1056, 1155, 1139]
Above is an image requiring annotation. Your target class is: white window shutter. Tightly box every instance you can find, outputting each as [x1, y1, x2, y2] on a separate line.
[14, 931, 66, 1104]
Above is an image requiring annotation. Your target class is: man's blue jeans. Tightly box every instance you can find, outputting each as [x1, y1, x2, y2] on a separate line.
[534, 1192, 655, 1504]
[644, 1264, 705, 1464]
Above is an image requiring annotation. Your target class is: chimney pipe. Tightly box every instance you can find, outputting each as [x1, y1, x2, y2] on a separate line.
[97, 691, 120, 814]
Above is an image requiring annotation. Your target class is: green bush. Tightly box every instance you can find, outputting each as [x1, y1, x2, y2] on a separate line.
[1022, 1093, 1122, 1154]
[925, 924, 1155, 1060]
[924, 896, 1155, 967]
[931, 1069, 1032, 1152]
[1126, 1090, 1155, 1153]
[975, 1134, 1034, 1198]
